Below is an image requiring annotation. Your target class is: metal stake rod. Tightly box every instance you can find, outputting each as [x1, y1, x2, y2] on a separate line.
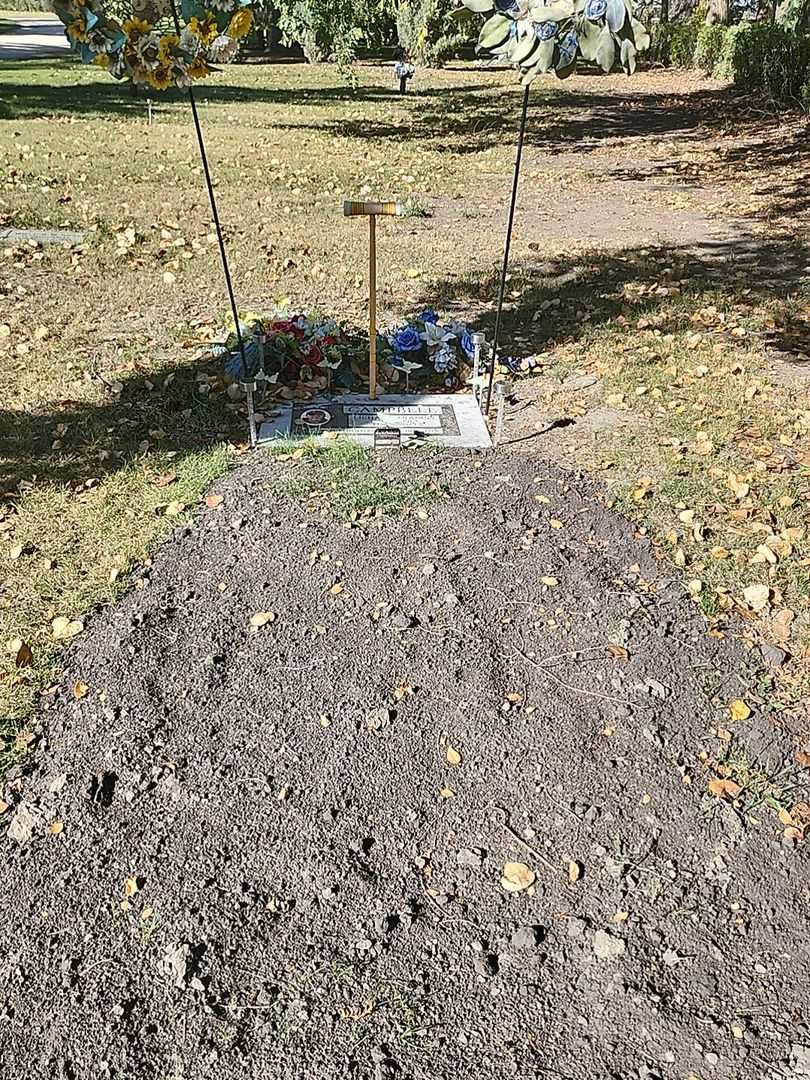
[369, 214, 377, 400]
[168, 0, 248, 383]
[485, 84, 530, 416]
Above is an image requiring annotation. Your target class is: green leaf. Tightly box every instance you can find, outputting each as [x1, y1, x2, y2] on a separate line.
[521, 36, 555, 78]
[595, 25, 615, 71]
[577, 18, 602, 60]
[606, 0, 626, 32]
[511, 33, 541, 65]
[529, 0, 574, 18]
[476, 12, 513, 51]
[462, 0, 496, 10]
[630, 16, 650, 50]
[620, 37, 636, 72]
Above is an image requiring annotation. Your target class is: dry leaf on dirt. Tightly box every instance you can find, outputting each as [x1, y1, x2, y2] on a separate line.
[606, 644, 629, 659]
[47, 820, 64, 835]
[204, 494, 224, 509]
[708, 778, 742, 800]
[568, 860, 583, 883]
[742, 584, 770, 612]
[728, 699, 751, 722]
[73, 681, 89, 700]
[439, 787, 455, 799]
[13, 640, 33, 668]
[52, 616, 84, 641]
[123, 876, 140, 897]
[446, 746, 462, 766]
[249, 611, 276, 628]
[500, 861, 536, 893]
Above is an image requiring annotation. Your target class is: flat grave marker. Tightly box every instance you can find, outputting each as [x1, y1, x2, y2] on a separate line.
[258, 393, 491, 449]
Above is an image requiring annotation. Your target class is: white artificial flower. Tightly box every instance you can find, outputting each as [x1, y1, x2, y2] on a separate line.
[208, 33, 238, 62]
[420, 322, 454, 348]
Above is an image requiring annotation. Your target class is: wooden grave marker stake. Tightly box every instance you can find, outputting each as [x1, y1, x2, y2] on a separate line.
[343, 200, 402, 401]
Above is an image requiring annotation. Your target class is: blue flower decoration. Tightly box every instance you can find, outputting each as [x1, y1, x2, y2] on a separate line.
[390, 326, 423, 353]
[535, 21, 558, 40]
[558, 30, 578, 63]
[433, 344, 455, 373]
[418, 309, 439, 324]
[460, 330, 476, 359]
[495, 0, 520, 10]
[585, 0, 607, 18]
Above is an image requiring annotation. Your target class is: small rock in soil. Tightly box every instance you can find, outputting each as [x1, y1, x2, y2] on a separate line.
[456, 847, 486, 868]
[761, 643, 788, 669]
[593, 929, 626, 961]
[510, 926, 545, 950]
[7, 802, 40, 845]
[566, 917, 588, 939]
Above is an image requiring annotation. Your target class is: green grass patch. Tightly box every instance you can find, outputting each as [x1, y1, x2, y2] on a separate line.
[282, 441, 431, 520]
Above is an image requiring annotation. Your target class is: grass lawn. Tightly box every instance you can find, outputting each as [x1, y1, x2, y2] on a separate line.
[1, 56, 809, 771]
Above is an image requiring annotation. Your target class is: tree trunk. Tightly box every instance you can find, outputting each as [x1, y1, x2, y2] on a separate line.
[705, 0, 730, 23]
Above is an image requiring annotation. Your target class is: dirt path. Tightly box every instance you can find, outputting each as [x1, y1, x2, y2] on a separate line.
[2, 449, 808, 1079]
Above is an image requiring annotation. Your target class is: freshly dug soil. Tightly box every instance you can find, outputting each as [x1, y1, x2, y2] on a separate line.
[2, 450, 808, 1080]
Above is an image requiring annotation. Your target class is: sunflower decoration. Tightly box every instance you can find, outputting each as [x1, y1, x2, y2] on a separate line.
[462, 0, 649, 82]
[50, 0, 254, 89]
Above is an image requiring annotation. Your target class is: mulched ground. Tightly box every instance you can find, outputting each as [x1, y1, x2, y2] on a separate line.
[2, 449, 809, 1080]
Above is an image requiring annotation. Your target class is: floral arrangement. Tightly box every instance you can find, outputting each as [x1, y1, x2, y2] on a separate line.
[215, 311, 367, 390]
[213, 308, 481, 393]
[462, 0, 649, 81]
[380, 309, 477, 390]
[50, 0, 254, 89]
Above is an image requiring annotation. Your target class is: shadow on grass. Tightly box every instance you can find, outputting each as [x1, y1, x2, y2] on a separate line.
[267, 83, 784, 156]
[0, 356, 243, 493]
[0, 58, 500, 121]
[416, 230, 810, 364]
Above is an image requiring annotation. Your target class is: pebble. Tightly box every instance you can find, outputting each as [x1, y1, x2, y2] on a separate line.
[563, 373, 598, 391]
[473, 952, 499, 978]
[456, 847, 486, 868]
[761, 642, 788, 669]
[510, 925, 545, 950]
[593, 929, 626, 961]
[566, 917, 588, 939]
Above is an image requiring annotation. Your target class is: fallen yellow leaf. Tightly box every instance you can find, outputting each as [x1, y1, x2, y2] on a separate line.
[446, 746, 462, 766]
[500, 861, 536, 893]
[708, 778, 742, 800]
[728, 699, 751, 722]
[73, 681, 89, 700]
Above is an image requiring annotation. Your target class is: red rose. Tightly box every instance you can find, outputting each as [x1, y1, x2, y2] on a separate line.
[303, 343, 324, 366]
[321, 335, 337, 347]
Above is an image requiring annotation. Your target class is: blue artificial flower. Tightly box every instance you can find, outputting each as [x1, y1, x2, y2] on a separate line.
[390, 354, 404, 368]
[558, 30, 578, 63]
[433, 343, 455, 373]
[460, 329, 476, 359]
[585, 0, 607, 18]
[389, 325, 422, 353]
[535, 20, 558, 40]
[495, 0, 520, 11]
[418, 308, 440, 324]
